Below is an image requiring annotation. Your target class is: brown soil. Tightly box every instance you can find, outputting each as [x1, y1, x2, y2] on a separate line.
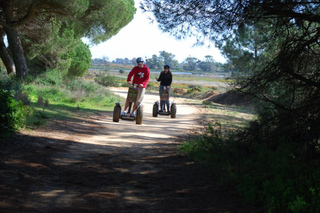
[0, 88, 259, 213]
[208, 91, 254, 106]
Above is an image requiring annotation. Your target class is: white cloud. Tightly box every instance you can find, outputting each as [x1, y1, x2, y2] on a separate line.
[88, 1, 226, 63]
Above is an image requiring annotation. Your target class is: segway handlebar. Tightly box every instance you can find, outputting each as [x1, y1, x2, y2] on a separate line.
[131, 83, 139, 89]
[163, 86, 170, 90]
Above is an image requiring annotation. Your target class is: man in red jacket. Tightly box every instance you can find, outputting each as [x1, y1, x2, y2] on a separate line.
[122, 57, 150, 117]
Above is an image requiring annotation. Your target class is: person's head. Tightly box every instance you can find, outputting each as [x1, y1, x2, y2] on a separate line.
[164, 64, 170, 72]
[136, 57, 144, 68]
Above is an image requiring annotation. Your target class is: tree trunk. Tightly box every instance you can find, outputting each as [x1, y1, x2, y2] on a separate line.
[5, 27, 28, 80]
[3, 0, 28, 80]
[0, 28, 16, 75]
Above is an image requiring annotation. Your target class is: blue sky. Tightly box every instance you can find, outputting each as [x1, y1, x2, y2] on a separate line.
[88, 0, 226, 63]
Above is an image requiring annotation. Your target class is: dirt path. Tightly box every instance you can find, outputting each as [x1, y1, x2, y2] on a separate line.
[0, 88, 256, 213]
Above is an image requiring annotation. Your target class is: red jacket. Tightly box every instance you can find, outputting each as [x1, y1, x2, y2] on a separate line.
[127, 64, 150, 88]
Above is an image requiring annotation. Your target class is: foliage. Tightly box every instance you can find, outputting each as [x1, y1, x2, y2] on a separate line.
[142, 1, 320, 152]
[198, 55, 216, 72]
[94, 74, 121, 87]
[24, 20, 74, 75]
[93, 51, 225, 72]
[0, 90, 25, 137]
[0, 0, 136, 79]
[144, 2, 320, 210]
[144, 51, 180, 70]
[67, 42, 92, 77]
[181, 56, 198, 71]
[0, 76, 30, 138]
[80, 0, 136, 44]
[146, 54, 165, 69]
[181, 122, 224, 164]
[119, 67, 125, 74]
[25, 77, 121, 111]
[186, 85, 202, 94]
[159, 51, 179, 68]
[32, 69, 64, 86]
[113, 58, 134, 65]
[236, 142, 320, 213]
[181, 122, 320, 212]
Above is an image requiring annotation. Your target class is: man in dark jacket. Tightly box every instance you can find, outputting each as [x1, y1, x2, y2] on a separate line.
[156, 64, 172, 112]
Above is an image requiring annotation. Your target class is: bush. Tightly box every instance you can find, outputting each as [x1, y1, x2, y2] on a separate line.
[95, 74, 119, 87]
[119, 67, 125, 74]
[67, 42, 92, 77]
[66, 79, 100, 94]
[236, 142, 320, 212]
[182, 121, 320, 212]
[33, 69, 63, 86]
[186, 85, 203, 94]
[0, 89, 28, 138]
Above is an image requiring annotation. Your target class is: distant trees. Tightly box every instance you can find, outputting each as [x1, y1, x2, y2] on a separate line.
[198, 56, 215, 72]
[144, 51, 178, 70]
[94, 50, 225, 72]
[182, 57, 197, 71]
[159, 51, 179, 68]
[146, 54, 163, 69]
[113, 58, 132, 65]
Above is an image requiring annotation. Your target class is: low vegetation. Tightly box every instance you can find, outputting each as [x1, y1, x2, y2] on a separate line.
[181, 97, 320, 212]
[0, 69, 121, 138]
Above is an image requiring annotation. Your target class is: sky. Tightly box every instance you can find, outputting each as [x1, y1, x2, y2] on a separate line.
[87, 0, 226, 64]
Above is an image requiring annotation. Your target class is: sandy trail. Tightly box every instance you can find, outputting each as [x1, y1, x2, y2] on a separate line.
[1, 88, 255, 212]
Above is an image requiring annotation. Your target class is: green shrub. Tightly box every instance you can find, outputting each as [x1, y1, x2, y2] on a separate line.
[95, 74, 119, 87]
[236, 142, 320, 212]
[182, 122, 320, 212]
[0, 89, 28, 138]
[66, 79, 100, 94]
[181, 122, 225, 164]
[67, 42, 92, 77]
[33, 69, 63, 86]
[186, 85, 203, 94]
[119, 67, 125, 74]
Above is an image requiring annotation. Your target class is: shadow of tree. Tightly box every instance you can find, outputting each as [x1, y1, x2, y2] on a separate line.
[0, 132, 257, 213]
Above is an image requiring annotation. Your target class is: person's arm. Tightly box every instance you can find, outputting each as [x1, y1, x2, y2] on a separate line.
[156, 73, 162, 82]
[127, 68, 135, 83]
[141, 68, 150, 88]
[157, 72, 164, 82]
[168, 73, 172, 86]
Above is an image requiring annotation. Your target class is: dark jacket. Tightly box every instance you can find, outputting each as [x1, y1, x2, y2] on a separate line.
[157, 71, 172, 86]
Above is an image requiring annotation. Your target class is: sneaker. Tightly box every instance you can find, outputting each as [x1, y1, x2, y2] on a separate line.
[130, 112, 135, 117]
[159, 110, 163, 113]
[121, 111, 127, 116]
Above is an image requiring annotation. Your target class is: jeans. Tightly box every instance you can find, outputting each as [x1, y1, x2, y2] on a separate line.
[159, 85, 170, 111]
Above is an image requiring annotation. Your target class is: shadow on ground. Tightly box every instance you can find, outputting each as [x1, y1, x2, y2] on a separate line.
[0, 133, 257, 213]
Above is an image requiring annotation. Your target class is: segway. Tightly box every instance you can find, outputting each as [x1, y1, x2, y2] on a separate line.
[153, 86, 176, 118]
[113, 84, 143, 124]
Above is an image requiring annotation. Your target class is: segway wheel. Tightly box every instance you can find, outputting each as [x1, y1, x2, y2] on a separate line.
[113, 105, 121, 122]
[153, 102, 158, 117]
[136, 106, 143, 124]
[170, 103, 177, 118]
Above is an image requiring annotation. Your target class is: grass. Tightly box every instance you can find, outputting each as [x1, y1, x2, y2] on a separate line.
[179, 90, 320, 212]
[21, 78, 122, 128]
[202, 102, 256, 130]
[172, 75, 231, 83]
